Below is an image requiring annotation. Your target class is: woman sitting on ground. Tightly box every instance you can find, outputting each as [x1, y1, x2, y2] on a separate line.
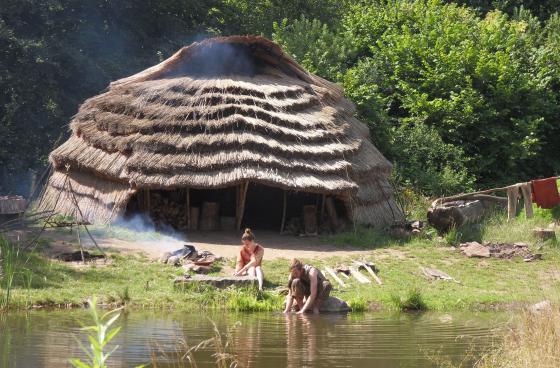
[233, 228, 265, 291]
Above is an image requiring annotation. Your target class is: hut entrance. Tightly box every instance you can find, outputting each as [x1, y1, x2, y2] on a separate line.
[123, 184, 349, 233]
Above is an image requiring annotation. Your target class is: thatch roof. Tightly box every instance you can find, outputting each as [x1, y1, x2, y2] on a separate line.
[40, 36, 403, 226]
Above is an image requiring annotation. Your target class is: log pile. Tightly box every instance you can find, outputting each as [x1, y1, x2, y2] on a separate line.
[0, 196, 26, 215]
[149, 192, 188, 231]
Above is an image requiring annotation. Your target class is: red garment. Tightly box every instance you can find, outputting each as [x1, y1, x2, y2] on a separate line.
[531, 177, 560, 209]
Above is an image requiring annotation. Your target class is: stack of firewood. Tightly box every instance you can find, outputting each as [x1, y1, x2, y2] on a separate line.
[149, 193, 187, 231]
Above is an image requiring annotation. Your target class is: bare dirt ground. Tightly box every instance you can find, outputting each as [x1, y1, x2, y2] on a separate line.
[8, 228, 372, 260]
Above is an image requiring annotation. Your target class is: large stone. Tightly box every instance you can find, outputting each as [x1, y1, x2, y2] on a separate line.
[460, 242, 490, 258]
[319, 296, 350, 313]
[174, 275, 257, 288]
[460, 242, 486, 257]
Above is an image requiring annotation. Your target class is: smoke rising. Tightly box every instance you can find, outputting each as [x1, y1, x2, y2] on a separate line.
[114, 212, 187, 243]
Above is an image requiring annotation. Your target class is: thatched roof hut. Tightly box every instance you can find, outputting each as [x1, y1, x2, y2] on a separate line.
[39, 36, 403, 230]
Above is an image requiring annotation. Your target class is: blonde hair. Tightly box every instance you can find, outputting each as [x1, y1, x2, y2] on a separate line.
[241, 228, 255, 241]
[289, 258, 303, 271]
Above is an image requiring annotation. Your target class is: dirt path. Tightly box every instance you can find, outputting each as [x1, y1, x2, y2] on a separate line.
[14, 229, 372, 260]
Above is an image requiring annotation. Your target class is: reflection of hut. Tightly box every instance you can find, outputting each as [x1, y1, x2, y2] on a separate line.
[39, 36, 403, 232]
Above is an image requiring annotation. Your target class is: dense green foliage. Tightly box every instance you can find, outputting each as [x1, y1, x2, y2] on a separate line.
[274, 0, 560, 194]
[1, 0, 559, 196]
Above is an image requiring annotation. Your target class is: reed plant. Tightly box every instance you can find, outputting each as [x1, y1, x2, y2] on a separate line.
[149, 320, 242, 368]
[69, 297, 137, 368]
[0, 236, 18, 309]
[476, 308, 560, 368]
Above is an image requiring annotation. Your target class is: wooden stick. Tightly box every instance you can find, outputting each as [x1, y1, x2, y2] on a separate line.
[324, 266, 346, 288]
[340, 272, 350, 279]
[236, 181, 249, 230]
[354, 261, 382, 285]
[77, 225, 85, 264]
[520, 183, 533, 219]
[280, 190, 287, 233]
[349, 267, 371, 284]
[186, 187, 191, 230]
[320, 194, 326, 223]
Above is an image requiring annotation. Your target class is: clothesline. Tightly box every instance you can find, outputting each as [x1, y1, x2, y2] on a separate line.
[434, 176, 559, 205]
[433, 176, 560, 220]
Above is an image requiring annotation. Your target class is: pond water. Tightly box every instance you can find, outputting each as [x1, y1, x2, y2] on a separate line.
[0, 310, 504, 368]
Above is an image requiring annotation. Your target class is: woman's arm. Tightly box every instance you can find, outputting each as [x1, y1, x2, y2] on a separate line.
[234, 252, 244, 275]
[296, 269, 318, 314]
[283, 290, 293, 313]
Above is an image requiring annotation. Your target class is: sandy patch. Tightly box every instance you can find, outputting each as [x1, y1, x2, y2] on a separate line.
[19, 228, 373, 261]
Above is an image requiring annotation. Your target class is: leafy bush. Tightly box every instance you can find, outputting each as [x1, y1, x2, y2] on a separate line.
[274, 0, 560, 195]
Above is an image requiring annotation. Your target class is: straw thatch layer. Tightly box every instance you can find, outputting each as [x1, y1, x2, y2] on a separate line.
[41, 171, 136, 223]
[40, 36, 403, 226]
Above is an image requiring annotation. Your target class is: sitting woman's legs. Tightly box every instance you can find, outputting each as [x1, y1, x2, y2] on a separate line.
[247, 266, 264, 291]
[255, 266, 264, 291]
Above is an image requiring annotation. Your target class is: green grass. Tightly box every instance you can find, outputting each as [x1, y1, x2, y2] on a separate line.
[1, 208, 559, 312]
[391, 288, 428, 311]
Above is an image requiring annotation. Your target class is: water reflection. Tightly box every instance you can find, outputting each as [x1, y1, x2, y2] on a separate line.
[0, 310, 502, 368]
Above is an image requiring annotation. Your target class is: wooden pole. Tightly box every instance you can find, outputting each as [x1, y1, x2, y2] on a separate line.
[186, 187, 190, 230]
[236, 181, 249, 230]
[349, 267, 371, 284]
[320, 194, 326, 224]
[324, 266, 346, 288]
[280, 190, 287, 233]
[520, 183, 533, 219]
[354, 261, 382, 285]
[144, 189, 151, 213]
[507, 185, 519, 221]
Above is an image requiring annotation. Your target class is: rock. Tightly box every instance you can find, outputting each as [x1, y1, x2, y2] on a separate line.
[174, 275, 257, 288]
[159, 252, 171, 263]
[421, 267, 457, 282]
[319, 296, 350, 313]
[460, 242, 490, 258]
[533, 228, 557, 241]
[530, 300, 552, 313]
[167, 255, 181, 266]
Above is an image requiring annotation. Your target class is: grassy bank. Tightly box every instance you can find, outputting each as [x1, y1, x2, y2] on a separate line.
[1, 210, 559, 312]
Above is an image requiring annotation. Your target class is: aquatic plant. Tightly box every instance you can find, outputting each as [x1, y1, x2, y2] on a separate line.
[69, 297, 135, 368]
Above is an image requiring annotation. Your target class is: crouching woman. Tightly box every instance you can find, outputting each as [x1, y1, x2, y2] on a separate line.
[233, 228, 265, 291]
[283, 258, 332, 314]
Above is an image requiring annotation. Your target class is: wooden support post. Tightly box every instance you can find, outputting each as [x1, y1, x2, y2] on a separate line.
[520, 183, 533, 219]
[320, 194, 326, 223]
[236, 181, 249, 230]
[280, 190, 287, 233]
[186, 187, 190, 230]
[325, 196, 340, 231]
[507, 185, 519, 221]
[324, 266, 346, 288]
[144, 189, 151, 213]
